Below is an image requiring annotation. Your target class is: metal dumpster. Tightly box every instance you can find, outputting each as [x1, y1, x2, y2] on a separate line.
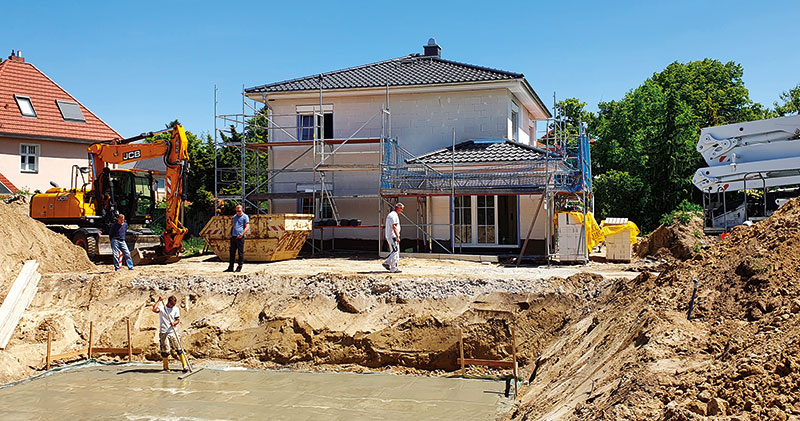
[199, 214, 313, 262]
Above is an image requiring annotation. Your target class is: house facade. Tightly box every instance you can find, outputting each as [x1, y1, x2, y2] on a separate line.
[0, 51, 121, 193]
[239, 41, 588, 256]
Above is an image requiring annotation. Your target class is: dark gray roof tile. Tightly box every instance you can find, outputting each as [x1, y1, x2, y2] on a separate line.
[411, 139, 546, 165]
[246, 55, 523, 94]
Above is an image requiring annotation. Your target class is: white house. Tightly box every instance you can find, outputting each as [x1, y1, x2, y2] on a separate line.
[239, 40, 588, 257]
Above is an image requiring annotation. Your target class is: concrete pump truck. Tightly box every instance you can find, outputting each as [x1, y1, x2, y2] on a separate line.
[29, 125, 190, 264]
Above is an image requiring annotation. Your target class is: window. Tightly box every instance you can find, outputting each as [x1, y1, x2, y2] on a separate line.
[298, 197, 333, 219]
[133, 175, 153, 217]
[476, 196, 496, 244]
[15, 95, 36, 117]
[296, 105, 333, 141]
[56, 100, 85, 122]
[454, 195, 502, 245]
[510, 102, 519, 141]
[20, 144, 39, 172]
[299, 197, 314, 215]
[454, 196, 472, 244]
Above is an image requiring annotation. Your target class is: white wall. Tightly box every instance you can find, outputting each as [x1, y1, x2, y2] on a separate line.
[268, 88, 514, 155]
[518, 194, 547, 239]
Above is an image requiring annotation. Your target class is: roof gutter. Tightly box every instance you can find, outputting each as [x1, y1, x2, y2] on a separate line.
[0, 131, 109, 144]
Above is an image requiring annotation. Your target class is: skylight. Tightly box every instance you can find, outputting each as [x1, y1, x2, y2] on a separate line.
[14, 95, 36, 117]
[56, 100, 85, 122]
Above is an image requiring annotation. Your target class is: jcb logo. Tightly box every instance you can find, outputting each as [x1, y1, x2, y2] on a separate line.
[123, 150, 141, 161]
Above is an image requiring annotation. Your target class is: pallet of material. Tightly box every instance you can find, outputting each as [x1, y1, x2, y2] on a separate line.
[0, 260, 41, 349]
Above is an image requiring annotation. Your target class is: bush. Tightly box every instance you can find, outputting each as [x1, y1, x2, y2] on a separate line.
[659, 199, 703, 226]
[181, 236, 206, 257]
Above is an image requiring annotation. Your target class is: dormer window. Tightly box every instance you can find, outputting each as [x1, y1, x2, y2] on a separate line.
[14, 95, 36, 117]
[56, 100, 85, 122]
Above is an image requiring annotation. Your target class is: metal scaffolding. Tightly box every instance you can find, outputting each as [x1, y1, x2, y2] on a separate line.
[214, 82, 593, 263]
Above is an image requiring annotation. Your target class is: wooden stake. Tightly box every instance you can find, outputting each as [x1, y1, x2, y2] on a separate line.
[126, 318, 132, 361]
[46, 330, 52, 370]
[459, 328, 465, 375]
[88, 322, 93, 359]
[511, 326, 518, 398]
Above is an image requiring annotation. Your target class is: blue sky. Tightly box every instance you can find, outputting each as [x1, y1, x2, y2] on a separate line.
[2, 0, 797, 138]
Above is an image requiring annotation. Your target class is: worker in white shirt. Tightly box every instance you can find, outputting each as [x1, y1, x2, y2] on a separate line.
[382, 203, 404, 273]
[151, 295, 188, 372]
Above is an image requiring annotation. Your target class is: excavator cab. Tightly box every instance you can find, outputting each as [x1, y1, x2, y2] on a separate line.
[98, 169, 156, 225]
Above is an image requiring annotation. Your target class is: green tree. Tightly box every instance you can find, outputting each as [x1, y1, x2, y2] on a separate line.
[589, 59, 767, 229]
[551, 98, 593, 137]
[775, 83, 800, 116]
[593, 170, 648, 223]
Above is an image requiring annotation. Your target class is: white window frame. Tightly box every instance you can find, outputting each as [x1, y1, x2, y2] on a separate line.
[510, 102, 520, 142]
[20, 143, 40, 173]
[296, 104, 333, 141]
[15, 95, 36, 118]
[454, 195, 499, 245]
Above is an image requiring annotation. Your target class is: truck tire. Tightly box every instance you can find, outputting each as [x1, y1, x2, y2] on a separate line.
[72, 231, 99, 259]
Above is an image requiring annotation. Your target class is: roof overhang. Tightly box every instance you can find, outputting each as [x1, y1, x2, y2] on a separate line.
[246, 79, 552, 120]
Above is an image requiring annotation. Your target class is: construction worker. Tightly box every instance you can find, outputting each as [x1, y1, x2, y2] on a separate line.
[225, 204, 250, 272]
[110, 214, 134, 271]
[151, 295, 188, 372]
[382, 203, 404, 273]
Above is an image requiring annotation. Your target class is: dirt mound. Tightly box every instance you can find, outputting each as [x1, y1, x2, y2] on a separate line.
[519, 198, 800, 419]
[0, 199, 94, 288]
[635, 216, 708, 260]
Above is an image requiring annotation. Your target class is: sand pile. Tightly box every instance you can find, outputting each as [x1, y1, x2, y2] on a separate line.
[0, 199, 94, 289]
[635, 215, 708, 260]
[523, 198, 800, 420]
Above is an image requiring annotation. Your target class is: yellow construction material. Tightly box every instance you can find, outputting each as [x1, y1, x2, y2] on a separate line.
[200, 214, 313, 262]
[555, 212, 605, 251]
[600, 221, 640, 244]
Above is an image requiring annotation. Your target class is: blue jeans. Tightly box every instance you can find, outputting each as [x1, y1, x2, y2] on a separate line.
[110, 238, 134, 270]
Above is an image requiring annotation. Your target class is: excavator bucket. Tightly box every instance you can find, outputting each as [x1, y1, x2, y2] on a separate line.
[200, 214, 313, 262]
[131, 246, 181, 265]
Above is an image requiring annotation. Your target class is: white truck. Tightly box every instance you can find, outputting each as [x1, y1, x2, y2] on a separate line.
[693, 115, 800, 232]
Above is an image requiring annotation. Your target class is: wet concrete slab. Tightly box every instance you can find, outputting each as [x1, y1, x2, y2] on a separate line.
[0, 365, 510, 420]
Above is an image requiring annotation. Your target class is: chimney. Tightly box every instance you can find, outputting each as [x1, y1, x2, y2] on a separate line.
[8, 50, 24, 62]
[423, 38, 441, 58]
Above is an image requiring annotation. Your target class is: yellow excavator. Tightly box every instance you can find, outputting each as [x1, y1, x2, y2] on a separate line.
[30, 125, 190, 264]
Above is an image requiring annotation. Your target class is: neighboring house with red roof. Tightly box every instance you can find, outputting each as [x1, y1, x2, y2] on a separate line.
[0, 50, 121, 192]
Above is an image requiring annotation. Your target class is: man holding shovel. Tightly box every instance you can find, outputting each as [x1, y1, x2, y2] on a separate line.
[152, 296, 188, 373]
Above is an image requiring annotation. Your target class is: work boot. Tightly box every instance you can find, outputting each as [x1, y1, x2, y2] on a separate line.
[162, 357, 170, 372]
[224, 266, 234, 272]
[235, 265, 242, 272]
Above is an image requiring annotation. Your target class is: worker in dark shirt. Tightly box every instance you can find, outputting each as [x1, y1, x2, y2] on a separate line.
[110, 214, 134, 271]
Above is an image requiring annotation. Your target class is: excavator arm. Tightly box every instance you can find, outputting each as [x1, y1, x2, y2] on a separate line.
[87, 125, 190, 255]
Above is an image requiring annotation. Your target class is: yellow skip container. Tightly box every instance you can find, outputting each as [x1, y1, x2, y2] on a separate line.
[200, 214, 313, 262]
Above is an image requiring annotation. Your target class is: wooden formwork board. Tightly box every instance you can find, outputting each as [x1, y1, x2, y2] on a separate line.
[200, 214, 313, 262]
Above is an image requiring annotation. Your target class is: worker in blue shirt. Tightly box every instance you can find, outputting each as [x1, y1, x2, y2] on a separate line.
[225, 205, 250, 272]
[110, 214, 134, 271]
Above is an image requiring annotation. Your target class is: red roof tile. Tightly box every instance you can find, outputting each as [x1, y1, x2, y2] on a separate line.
[0, 171, 18, 193]
[0, 55, 121, 143]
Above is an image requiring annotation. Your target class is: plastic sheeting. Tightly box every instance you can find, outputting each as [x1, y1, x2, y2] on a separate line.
[600, 221, 640, 244]
[555, 212, 605, 251]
